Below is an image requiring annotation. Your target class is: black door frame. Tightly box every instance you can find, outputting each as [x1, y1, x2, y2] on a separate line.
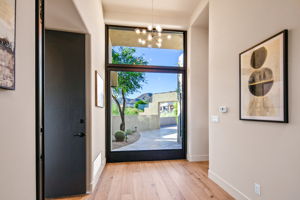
[36, 0, 45, 199]
[105, 25, 188, 162]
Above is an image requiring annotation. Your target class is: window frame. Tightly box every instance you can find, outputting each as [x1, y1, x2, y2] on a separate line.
[105, 25, 187, 162]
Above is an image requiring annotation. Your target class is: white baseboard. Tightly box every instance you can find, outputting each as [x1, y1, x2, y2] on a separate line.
[90, 153, 106, 191]
[208, 170, 250, 200]
[186, 154, 209, 162]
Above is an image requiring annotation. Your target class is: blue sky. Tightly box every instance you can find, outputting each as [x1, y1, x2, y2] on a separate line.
[113, 46, 183, 99]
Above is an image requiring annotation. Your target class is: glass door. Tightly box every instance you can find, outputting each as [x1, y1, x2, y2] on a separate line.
[106, 25, 186, 162]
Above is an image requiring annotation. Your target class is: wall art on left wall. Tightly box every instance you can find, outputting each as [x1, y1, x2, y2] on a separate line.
[0, 0, 16, 90]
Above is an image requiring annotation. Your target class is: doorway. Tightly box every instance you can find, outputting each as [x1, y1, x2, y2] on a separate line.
[44, 30, 86, 199]
[106, 25, 187, 162]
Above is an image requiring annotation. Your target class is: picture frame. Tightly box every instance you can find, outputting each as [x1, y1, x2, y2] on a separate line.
[239, 30, 288, 123]
[0, 0, 16, 90]
[96, 71, 104, 107]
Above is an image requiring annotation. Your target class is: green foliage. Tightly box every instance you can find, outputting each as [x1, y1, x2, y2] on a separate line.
[113, 72, 146, 97]
[125, 107, 140, 115]
[112, 103, 120, 115]
[112, 47, 148, 97]
[114, 130, 125, 142]
[134, 100, 147, 109]
[126, 129, 134, 135]
[112, 103, 140, 116]
[173, 102, 178, 116]
[112, 47, 148, 65]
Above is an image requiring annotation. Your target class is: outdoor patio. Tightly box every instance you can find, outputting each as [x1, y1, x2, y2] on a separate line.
[113, 125, 182, 151]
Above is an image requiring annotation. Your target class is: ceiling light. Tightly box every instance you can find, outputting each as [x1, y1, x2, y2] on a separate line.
[135, 29, 140, 34]
[147, 25, 153, 31]
[138, 38, 142, 43]
[141, 40, 146, 45]
[147, 34, 152, 41]
[155, 25, 162, 32]
[167, 34, 172, 39]
[158, 38, 162, 43]
[156, 42, 161, 48]
[142, 29, 147, 34]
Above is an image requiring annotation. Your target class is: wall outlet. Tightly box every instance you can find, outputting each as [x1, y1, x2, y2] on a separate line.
[254, 183, 261, 196]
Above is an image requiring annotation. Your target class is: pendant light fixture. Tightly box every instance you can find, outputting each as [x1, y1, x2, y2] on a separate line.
[135, 0, 172, 48]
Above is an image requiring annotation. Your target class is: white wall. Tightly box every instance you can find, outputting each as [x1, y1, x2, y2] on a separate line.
[187, 25, 209, 162]
[0, 0, 36, 199]
[72, 0, 106, 191]
[208, 0, 300, 199]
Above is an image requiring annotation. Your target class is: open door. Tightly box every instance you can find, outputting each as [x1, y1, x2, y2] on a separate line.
[45, 30, 86, 198]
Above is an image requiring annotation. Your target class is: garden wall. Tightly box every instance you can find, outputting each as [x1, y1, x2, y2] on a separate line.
[160, 117, 177, 126]
[111, 115, 160, 134]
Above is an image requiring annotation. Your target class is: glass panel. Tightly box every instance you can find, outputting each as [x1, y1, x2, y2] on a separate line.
[110, 71, 184, 151]
[108, 26, 184, 67]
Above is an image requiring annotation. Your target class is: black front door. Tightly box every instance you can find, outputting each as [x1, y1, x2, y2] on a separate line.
[45, 30, 86, 198]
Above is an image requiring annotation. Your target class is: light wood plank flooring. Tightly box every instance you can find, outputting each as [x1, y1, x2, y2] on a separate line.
[49, 160, 234, 200]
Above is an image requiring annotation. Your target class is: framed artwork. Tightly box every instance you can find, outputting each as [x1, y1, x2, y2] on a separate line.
[239, 30, 288, 123]
[0, 0, 16, 90]
[96, 71, 104, 107]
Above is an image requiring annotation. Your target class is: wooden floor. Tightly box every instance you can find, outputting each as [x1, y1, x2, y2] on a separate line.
[50, 160, 234, 200]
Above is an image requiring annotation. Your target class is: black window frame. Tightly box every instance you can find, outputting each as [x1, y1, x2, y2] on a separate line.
[105, 25, 188, 162]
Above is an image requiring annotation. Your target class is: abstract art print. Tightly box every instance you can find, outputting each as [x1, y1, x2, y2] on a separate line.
[239, 30, 288, 123]
[96, 71, 104, 108]
[0, 0, 16, 90]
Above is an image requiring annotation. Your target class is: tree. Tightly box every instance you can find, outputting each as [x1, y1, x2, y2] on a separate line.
[111, 47, 148, 131]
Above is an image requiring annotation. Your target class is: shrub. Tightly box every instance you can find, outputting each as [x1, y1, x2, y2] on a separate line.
[115, 130, 125, 142]
[126, 129, 134, 135]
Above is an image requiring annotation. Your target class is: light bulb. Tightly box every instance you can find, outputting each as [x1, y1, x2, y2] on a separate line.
[141, 40, 146, 45]
[142, 29, 147, 34]
[147, 25, 153, 31]
[147, 34, 152, 41]
[135, 29, 141, 34]
[155, 25, 162, 32]
[167, 34, 172, 39]
[138, 38, 142, 43]
[158, 38, 162, 43]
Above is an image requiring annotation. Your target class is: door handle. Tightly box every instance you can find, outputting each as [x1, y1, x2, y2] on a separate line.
[73, 132, 86, 137]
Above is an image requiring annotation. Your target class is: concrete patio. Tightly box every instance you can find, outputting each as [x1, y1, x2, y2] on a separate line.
[113, 125, 182, 151]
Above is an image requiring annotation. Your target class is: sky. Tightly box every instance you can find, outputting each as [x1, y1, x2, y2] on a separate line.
[113, 46, 183, 99]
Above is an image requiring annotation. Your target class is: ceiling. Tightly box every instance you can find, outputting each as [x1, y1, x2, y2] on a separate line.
[109, 28, 184, 50]
[45, 0, 87, 33]
[102, 0, 203, 29]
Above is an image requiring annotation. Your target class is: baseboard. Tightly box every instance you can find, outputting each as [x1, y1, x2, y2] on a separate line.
[208, 170, 250, 200]
[186, 154, 209, 162]
[90, 153, 106, 191]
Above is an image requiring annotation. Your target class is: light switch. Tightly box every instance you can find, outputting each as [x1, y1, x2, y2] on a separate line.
[211, 115, 219, 123]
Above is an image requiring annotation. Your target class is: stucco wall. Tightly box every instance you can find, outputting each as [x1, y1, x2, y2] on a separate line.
[187, 24, 209, 162]
[209, 0, 300, 199]
[111, 115, 160, 134]
[160, 117, 177, 126]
